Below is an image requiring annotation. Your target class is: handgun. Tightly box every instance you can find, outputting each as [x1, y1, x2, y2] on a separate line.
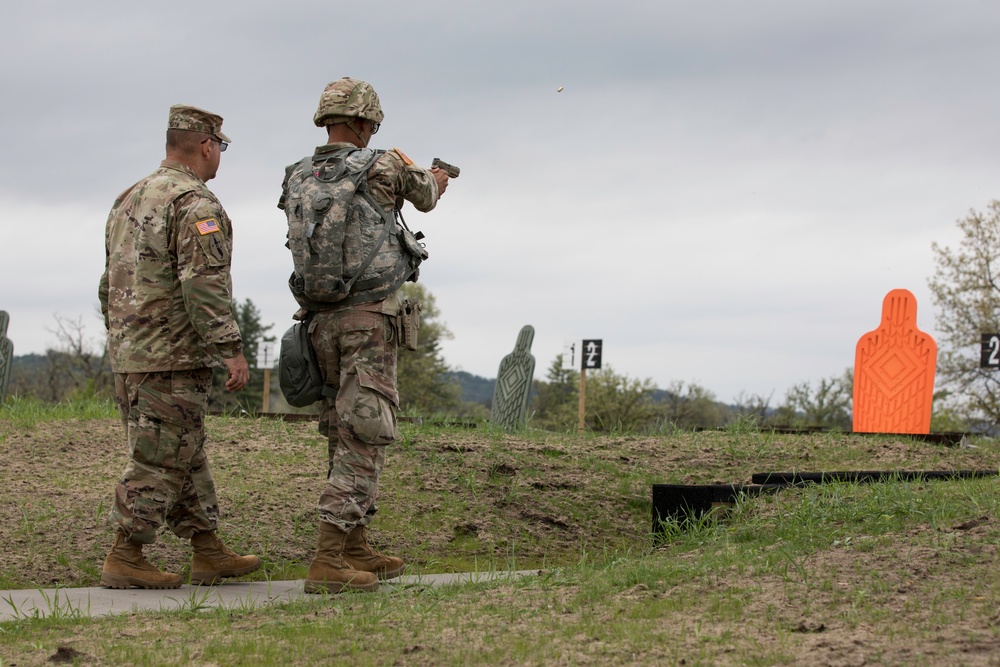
[431, 158, 460, 178]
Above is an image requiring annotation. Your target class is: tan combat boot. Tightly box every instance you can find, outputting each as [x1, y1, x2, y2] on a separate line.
[190, 531, 262, 585]
[304, 523, 379, 594]
[100, 533, 182, 590]
[342, 526, 406, 580]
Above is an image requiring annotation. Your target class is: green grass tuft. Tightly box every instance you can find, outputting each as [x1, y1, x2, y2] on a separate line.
[0, 395, 117, 428]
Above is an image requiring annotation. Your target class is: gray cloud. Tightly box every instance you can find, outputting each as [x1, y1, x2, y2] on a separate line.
[1, 1, 997, 403]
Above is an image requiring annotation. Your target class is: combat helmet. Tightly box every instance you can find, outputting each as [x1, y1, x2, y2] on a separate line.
[313, 77, 384, 128]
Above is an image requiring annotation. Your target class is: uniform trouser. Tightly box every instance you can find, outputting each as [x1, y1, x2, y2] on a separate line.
[109, 368, 218, 544]
[310, 308, 399, 532]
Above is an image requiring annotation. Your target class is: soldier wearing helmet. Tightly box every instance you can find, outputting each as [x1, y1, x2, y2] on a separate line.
[313, 77, 385, 140]
[279, 77, 451, 594]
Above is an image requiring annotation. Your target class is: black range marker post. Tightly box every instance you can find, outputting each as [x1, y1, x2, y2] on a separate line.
[577, 339, 603, 433]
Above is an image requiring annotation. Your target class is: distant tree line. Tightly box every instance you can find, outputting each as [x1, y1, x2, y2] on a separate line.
[526, 355, 854, 434]
[4, 288, 487, 420]
[7, 301, 279, 412]
[8, 315, 112, 403]
[9, 253, 993, 433]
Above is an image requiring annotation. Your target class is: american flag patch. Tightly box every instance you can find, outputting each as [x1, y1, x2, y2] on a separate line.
[195, 218, 220, 235]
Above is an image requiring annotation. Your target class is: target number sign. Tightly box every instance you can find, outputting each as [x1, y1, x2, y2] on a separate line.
[981, 334, 1000, 369]
[582, 339, 603, 370]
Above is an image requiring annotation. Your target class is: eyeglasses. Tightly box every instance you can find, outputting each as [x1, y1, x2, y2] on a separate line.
[370, 122, 380, 135]
[202, 137, 229, 152]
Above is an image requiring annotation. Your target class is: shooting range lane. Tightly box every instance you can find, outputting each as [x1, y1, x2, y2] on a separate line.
[0, 570, 541, 621]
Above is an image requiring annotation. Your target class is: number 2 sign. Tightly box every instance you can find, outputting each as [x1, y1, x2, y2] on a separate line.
[981, 334, 1000, 369]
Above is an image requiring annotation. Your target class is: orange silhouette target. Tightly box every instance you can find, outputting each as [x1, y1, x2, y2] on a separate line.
[853, 289, 937, 434]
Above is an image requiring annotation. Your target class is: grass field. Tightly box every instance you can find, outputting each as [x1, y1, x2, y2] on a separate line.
[1, 398, 999, 665]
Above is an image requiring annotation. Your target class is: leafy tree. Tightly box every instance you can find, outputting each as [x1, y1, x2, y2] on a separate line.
[209, 298, 275, 412]
[930, 388, 973, 432]
[732, 391, 774, 423]
[396, 283, 461, 415]
[530, 354, 579, 431]
[928, 201, 1000, 428]
[235, 299, 276, 370]
[531, 356, 674, 432]
[9, 315, 112, 403]
[584, 365, 661, 432]
[658, 380, 726, 430]
[771, 369, 852, 429]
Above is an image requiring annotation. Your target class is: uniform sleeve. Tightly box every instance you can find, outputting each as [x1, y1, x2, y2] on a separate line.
[368, 150, 439, 212]
[98, 237, 110, 330]
[98, 263, 110, 330]
[172, 192, 243, 357]
[99, 196, 125, 330]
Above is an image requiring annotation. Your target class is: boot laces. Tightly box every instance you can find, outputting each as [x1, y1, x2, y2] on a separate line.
[115, 540, 157, 571]
[196, 532, 239, 557]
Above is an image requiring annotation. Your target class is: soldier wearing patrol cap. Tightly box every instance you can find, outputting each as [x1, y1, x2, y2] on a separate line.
[167, 104, 232, 143]
[279, 77, 452, 594]
[97, 104, 260, 589]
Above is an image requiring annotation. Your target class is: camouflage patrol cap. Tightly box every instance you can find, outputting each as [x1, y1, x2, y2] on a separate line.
[168, 104, 232, 143]
[313, 77, 384, 128]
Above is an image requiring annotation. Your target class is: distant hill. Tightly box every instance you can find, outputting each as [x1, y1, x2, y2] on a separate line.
[447, 372, 701, 410]
[9, 353, 51, 392]
[447, 371, 495, 407]
[9, 353, 502, 411]
[11, 353, 47, 375]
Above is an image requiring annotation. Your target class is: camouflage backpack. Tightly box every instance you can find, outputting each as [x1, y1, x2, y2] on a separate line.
[281, 146, 427, 310]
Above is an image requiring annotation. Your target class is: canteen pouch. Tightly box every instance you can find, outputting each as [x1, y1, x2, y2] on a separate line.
[399, 227, 428, 262]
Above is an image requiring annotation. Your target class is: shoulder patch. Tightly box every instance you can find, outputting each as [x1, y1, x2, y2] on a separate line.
[393, 148, 413, 166]
[195, 218, 220, 235]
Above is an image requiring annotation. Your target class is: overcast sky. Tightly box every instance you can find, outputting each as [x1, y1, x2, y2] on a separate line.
[1, 1, 996, 404]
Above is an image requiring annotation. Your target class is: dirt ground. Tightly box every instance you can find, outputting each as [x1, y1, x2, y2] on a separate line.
[2, 417, 1000, 665]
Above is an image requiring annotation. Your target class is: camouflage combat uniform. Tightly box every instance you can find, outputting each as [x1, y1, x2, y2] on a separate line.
[280, 143, 438, 532]
[98, 160, 242, 544]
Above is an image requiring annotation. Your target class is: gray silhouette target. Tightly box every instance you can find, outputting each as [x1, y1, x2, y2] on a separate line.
[491, 325, 535, 430]
[0, 311, 12, 401]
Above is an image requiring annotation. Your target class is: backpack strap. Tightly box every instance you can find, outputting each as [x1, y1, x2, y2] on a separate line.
[338, 150, 395, 295]
[341, 202, 395, 294]
[297, 156, 321, 239]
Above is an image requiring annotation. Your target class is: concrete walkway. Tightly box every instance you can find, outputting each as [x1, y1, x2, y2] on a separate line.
[0, 571, 540, 621]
